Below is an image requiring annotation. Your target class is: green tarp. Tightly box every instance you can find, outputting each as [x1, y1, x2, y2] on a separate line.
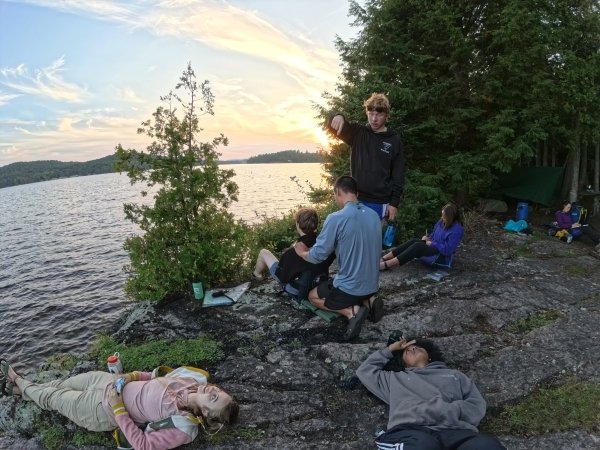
[497, 167, 565, 207]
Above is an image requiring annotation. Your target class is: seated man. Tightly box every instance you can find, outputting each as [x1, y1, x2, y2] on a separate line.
[356, 338, 506, 450]
[252, 207, 334, 299]
[295, 176, 382, 340]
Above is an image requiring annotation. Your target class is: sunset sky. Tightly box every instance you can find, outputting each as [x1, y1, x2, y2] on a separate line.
[0, 0, 358, 167]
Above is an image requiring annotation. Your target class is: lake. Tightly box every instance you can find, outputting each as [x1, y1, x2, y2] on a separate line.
[0, 163, 325, 367]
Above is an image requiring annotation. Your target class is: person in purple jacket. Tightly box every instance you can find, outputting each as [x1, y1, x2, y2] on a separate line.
[553, 200, 600, 253]
[2, 359, 238, 450]
[380, 203, 463, 270]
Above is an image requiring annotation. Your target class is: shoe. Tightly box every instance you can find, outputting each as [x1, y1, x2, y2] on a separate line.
[368, 297, 384, 323]
[344, 306, 368, 341]
[567, 235, 573, 244]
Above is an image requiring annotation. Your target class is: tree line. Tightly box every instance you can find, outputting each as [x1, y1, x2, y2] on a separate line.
[319, 0, 600, 207]
[0, 155, 117, 189]
[246, 150, 323, 164]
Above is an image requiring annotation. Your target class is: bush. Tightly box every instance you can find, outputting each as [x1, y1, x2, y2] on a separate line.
[115, 64, 252, 300]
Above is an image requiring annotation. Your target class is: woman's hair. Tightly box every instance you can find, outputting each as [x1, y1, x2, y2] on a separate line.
[295, 208, 318, 234]
[442, 202, 462, 228]
[202, 398, 240, 434]
[561, 200, 572, 208]
[385, 338, 445, 372]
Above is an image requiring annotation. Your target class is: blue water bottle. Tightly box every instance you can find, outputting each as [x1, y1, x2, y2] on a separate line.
[383, 224, 396, 248]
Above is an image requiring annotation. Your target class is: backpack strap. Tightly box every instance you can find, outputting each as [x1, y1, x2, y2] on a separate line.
[145, 415, 201, 440]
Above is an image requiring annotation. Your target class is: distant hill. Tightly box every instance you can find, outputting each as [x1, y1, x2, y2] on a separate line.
[246, 150, 323, 164]
[0, 154, 117, 189]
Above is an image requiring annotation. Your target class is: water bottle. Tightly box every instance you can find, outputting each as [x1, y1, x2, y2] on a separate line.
[383, 224, 396, 248]
[107, 352, 123, 374]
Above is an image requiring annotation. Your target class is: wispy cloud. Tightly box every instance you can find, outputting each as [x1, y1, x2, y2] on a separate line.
[0, 91, 22, 106]
[0, 56, 86, 102]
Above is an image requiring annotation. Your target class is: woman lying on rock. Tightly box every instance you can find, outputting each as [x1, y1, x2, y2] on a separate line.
[380, 202, 463, 270]
[356, 337, 506, 450]
[1, 359, 238, 450]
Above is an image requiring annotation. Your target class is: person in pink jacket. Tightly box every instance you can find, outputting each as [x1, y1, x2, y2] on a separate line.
[1, 359, 238, 450]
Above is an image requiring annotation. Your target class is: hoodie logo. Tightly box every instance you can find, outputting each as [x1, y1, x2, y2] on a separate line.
[380, 142, 392, 154]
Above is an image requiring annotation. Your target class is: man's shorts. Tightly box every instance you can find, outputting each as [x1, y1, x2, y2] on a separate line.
[316, 279, 374, 311]
[361, 201, 387, 220]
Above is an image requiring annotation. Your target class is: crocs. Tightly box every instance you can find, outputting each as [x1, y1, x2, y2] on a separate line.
[368, 297, 384, 323]
[344, 306, 368, 341]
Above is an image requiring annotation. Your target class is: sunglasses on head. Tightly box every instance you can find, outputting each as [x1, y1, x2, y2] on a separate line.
[366, 106, 388, 113]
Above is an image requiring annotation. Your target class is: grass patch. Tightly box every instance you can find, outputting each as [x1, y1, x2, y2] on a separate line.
[38, 425, 66, 450]
[563, 264, 591, 276]
[90, 335, 224, 371]
[71, 430, 113, 447]
[505, 309, 562, 333]
[483, 381, 600, 436]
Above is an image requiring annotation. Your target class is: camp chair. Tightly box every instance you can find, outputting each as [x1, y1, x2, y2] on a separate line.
[428, 253, 454, 270]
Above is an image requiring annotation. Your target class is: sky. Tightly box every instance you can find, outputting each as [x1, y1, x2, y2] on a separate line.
[0, 0, 358, 167]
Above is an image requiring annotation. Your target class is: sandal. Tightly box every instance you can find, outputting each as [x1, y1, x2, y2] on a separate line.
[344, 306, 368, 341]
[380, 260, 389, 271]
[1, 378, 20, 397]
[367, 297, 384, 323]
[0, 358, 9, 378]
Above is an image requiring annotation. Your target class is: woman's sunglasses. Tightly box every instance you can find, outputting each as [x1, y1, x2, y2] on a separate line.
[366, 106, 388, 114]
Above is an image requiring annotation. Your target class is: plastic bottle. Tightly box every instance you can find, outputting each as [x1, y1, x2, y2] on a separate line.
[107, 352, 123, 374]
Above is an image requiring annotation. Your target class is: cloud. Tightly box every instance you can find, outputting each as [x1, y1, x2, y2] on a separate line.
[0, 91, 22, 106]
[0, 56, 86, 102]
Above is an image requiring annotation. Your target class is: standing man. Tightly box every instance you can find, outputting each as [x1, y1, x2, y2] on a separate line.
[294, 176, 383, 340]
[328, 93, 405, 221]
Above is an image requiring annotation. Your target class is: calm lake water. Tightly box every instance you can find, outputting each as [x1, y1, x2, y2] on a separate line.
[0, 163, 324, 368]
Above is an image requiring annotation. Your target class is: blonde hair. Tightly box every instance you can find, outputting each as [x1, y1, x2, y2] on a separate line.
[364, 92, 390, 112]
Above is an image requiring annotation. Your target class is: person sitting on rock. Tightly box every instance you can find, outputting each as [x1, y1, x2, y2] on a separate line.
[294, 176, 382, 340]
[355, 338, 506, 450]
[252, 207, 334, 299]
[552, 200, 600, 252]
[1, 358, 238, 450]
[380, 202, 463, 270]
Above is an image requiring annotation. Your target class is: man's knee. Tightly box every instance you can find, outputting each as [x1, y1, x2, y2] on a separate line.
[456, 433, 506, 450]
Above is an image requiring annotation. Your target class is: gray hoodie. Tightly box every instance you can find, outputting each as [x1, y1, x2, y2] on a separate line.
[356, 348, 486, 432]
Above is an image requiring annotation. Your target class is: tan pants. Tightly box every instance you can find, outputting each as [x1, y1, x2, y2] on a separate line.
[17, 371, 118, 431]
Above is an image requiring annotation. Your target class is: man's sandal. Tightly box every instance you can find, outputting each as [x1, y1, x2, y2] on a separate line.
[344, 306, 368, 341]
[367, 297, 384, 323]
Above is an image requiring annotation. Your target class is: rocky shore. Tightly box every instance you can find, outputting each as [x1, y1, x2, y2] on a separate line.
[1, 213, 600, 449]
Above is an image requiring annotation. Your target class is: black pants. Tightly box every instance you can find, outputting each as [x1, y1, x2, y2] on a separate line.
[390, 239, 439, 266]
[376, 425, 506, 450]
[580, 225, 600, 245]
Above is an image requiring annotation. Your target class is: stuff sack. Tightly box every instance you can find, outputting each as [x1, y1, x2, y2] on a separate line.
[503, 219, 528, 233]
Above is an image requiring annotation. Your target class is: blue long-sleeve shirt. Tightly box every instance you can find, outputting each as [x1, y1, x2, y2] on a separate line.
[420, 220, 464, 265]
[307, 201, 381, 296]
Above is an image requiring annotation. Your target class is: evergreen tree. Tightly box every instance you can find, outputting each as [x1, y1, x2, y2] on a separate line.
[115, 64, 250, 301]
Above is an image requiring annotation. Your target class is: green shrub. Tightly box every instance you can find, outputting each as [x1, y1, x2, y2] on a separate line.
[91, 335, 224, 371]
[115, 64, 252, 301]
[71, 430, 113, 447]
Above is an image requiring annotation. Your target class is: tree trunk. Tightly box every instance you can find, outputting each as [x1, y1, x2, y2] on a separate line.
[595, 142, 599, 192]
[568, 114, 581, 203]
[543, 140, 549, 167]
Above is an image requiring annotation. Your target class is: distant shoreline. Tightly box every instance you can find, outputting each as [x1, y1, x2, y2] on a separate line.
[0, 150, 322, 189]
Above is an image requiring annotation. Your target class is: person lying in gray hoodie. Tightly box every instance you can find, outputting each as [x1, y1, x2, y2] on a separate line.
[356, 336, 506, 450]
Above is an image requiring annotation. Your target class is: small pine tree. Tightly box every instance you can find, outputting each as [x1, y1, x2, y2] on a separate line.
[114, 63, 250, 301]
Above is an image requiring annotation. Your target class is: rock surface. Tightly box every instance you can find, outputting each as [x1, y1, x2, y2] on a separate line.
[2, 214, 600, 449]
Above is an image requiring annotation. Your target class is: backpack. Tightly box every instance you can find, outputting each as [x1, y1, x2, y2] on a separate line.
[570, 203, 588, 225]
